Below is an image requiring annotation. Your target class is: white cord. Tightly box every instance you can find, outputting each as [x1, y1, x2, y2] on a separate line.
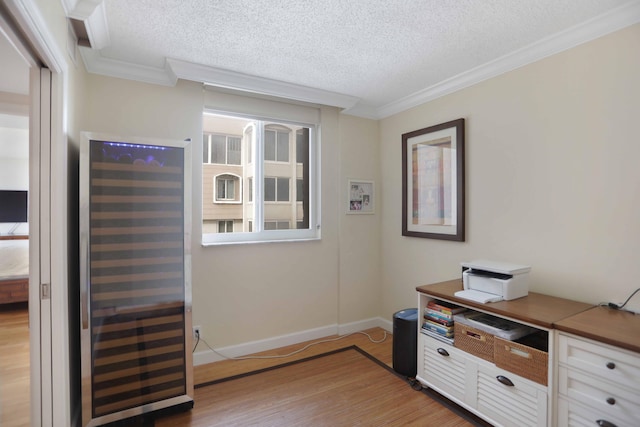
[195, 330, 388, 360]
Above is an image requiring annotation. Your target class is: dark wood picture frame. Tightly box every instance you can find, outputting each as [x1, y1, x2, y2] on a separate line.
[402, 118, 465, 241]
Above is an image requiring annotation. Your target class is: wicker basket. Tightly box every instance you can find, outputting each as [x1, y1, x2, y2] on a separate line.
[494, 336, 548, 386]
[454, 323, 494, 362]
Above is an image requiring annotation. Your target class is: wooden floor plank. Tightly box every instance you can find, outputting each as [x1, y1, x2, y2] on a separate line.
[158, 347, 480, 427]
[0, 302, 30, 427]
[0, 306, 484, 426]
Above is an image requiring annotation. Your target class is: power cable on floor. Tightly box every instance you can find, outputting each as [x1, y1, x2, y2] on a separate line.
[193, 329, 388, 360]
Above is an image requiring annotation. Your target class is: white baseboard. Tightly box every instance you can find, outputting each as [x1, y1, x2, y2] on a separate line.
[338, 317, 392, 335]
[193, 316, 391, 366]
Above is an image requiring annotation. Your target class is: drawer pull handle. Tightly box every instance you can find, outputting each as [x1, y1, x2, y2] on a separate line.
[596, 420, 617, 427]
[505, 345, 531, 359]
[437, 348, 450, 357]
[606, 362, 616, 370]
[496, 375, 514, 387]
[606, 397, 616, 405]
[465, 330, 486, 342]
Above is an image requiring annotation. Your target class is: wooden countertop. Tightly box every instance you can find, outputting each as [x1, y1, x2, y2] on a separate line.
[555, 306, 640, 353]
[416, 279, 593, 329]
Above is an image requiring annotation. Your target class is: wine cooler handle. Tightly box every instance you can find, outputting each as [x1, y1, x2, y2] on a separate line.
[81, 232, 89, 330]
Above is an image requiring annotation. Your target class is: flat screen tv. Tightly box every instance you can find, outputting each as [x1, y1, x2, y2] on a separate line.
[0, 190, 28, 222]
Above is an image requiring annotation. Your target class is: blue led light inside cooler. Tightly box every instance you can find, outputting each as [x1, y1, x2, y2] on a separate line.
[103, 141, 170, 150]
[92, 140, 181, 167]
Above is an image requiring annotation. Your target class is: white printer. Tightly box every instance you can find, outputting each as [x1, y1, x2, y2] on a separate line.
[456, 260, 531, 303]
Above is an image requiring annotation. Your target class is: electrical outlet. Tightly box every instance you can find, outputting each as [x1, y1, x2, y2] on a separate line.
[193, 325, 202, 340]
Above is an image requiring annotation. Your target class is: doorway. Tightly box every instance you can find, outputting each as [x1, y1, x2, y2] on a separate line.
[0, 14, 32, 427]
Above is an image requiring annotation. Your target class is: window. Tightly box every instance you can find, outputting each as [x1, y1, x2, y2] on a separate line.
[218, 220, 234, 233]
[202, 111, 318, 244]
[265, 128, 289, 162]
[265, 177, 289, 202]
[203, 133, 241, 165]
[264, 220, 290, 230]
[296, 179, 304, 202]
[213, 174, 241, 203]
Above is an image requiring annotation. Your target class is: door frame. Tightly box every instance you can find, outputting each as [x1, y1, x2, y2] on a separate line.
[3, 1, 70, 425]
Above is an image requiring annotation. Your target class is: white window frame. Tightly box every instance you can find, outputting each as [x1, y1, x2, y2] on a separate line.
[213, 173, 242, 204]
[202, 110, 320, 245]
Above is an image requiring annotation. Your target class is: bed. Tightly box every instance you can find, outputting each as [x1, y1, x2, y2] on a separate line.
[0, 237, 29, 304]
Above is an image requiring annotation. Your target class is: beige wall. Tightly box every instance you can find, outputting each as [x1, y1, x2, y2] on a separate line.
[380, 24, 640, 316]
[338, 114, 382, 323]
[79, 76, 382, 347]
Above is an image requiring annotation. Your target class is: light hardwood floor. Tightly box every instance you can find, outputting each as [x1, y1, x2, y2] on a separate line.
[193, 327, 393, 385]
[0, 302, 30, 427]
[0, 307, 483, 426]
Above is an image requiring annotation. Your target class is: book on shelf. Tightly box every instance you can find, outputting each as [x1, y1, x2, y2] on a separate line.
[421, 327, 455, 345]
[424, 314, 454, 327]
[427, 299, 467, 315]
[421, 320, 454, 337]
[424, 307, 455, 325]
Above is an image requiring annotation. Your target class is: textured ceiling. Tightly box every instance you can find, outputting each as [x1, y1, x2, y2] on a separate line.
[73, 0, 639, 117]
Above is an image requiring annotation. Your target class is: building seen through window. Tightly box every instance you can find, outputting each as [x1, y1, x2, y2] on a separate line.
[202, 112, 313, 242]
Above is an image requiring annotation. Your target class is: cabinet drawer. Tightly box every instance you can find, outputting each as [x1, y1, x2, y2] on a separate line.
[495, 336, 548, 386]
[476, 362, 547, 427]
[558, 366, 640, 425]
[421, 334, 467, 403]
[558, 397, 628, 427]
[455, 322, 494, 363]
[559, 334, 640, 393]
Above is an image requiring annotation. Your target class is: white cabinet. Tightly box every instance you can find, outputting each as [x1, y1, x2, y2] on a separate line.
[416, 280, 592, 427]
[476, 362, 547, 427]
[557, 333, 640, 427]
[418, 332, 547, 427]
[419, 333, 470, 404]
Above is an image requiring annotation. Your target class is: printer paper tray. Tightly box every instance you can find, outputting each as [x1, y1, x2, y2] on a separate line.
[454, 289, 503, 304]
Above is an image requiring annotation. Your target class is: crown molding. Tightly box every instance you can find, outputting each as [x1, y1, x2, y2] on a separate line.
[62, 0, 109, 49]
[374, 1, 640, 119]
[75, 0, 640, 119]
[167, 58, 360, 110]
[79, 47, 177, 86]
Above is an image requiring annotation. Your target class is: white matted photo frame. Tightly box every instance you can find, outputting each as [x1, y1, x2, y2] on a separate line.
[401, 118, 465, 241]
[347, 179, 374, 214]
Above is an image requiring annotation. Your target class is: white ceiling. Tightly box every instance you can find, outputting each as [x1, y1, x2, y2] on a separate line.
[58, 0, 640, 118]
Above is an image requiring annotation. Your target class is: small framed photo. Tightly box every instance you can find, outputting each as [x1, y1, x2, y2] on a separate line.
[347, 179, 374, 214]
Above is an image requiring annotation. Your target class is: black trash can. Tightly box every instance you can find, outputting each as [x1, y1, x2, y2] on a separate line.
[392, 308, 418, 377]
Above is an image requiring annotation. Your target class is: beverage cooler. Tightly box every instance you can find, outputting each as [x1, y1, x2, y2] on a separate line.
[80, 133, 193, 426]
